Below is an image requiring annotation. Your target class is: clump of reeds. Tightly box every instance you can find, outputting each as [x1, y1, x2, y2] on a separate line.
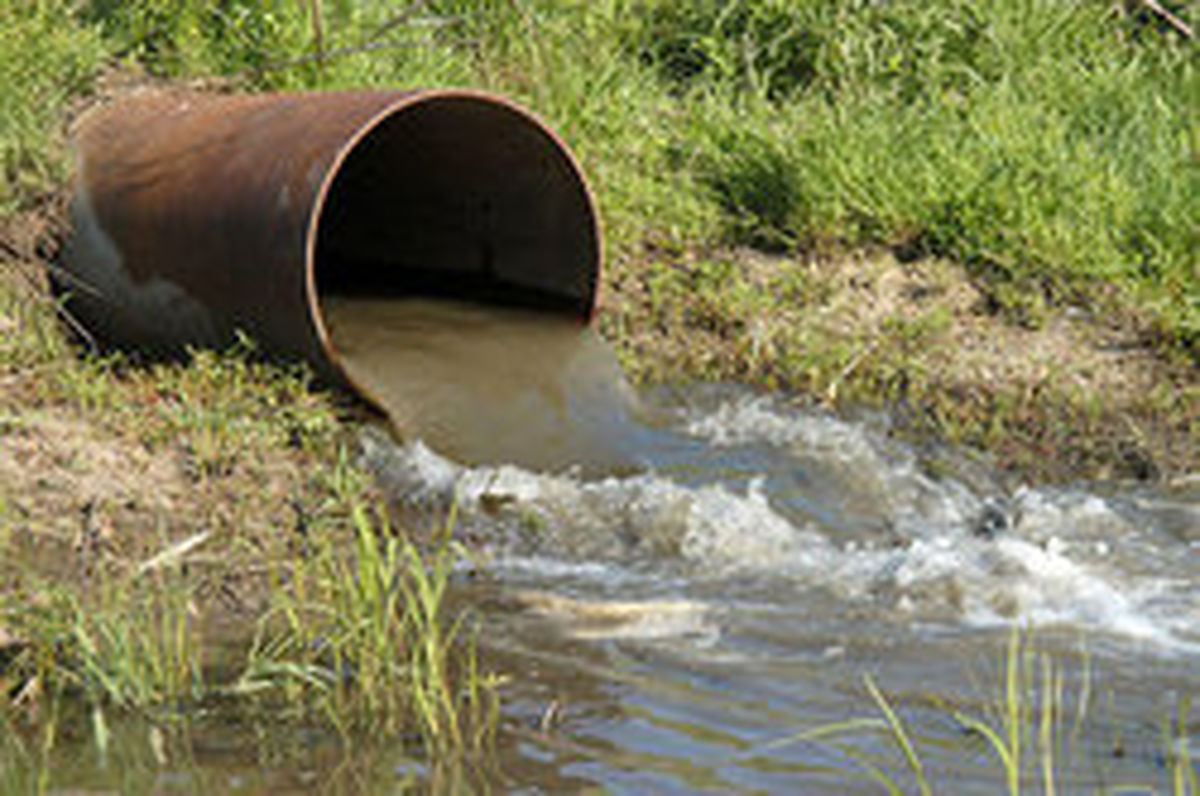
[0, 489, 499, 781]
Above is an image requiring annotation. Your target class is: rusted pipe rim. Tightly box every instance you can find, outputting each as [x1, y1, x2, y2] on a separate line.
[304, 88, 602, 391]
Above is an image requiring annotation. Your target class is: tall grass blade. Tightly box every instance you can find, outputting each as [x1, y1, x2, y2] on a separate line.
[863, 674, 931, 796]
[1040, 654, 1056, 796]
[1006, 626, 1023, 796]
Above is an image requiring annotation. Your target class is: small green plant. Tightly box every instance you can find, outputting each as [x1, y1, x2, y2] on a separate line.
[1164, 695, 1198, 796]
[2, 569, 204, 718]
[240, 502, 500, 759]
[72, 578, 204, 713]
[49, 353, 125, 414]
[862, 673, 933, 796]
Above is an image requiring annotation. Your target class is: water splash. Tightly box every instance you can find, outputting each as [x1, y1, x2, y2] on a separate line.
[362, 397, 1198, 654]
[330, 298, 1197, 654]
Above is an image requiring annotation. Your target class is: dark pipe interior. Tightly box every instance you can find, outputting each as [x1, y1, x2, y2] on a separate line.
[314, 96, 598, 317]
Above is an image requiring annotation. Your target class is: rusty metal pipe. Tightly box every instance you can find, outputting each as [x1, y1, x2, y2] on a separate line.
[59, 89, 601, 392]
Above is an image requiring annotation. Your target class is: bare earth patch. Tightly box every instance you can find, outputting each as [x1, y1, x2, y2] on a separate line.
[0, 409, 184, 541]
[795, 251, 1165, 403]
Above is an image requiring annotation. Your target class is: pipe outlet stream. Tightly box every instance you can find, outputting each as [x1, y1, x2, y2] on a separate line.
[59, 89, 601, 395]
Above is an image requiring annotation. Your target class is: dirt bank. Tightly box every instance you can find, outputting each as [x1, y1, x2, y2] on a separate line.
[602, 245, 1196, 484]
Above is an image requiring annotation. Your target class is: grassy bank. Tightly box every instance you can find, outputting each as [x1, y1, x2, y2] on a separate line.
[97, 2, 1200, 343]
[2, 0, 1195, 480]
[75, 0, 1199, 350]
[0, 264, 498, 785]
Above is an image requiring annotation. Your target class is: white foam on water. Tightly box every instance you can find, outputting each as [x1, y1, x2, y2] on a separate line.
[984, 537, 1179, 644]
[679, 478, 833, 574]
[685, 395, 984, 537]
[361, 374, 1198, 656]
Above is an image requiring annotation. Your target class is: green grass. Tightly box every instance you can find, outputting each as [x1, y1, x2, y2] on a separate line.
[651, 1, 1195, 343]
[239, 502, 500, 757]
[2, 0, 1195, 358]
[10, 1, 1192, 347]
[0, 2, 103, 215]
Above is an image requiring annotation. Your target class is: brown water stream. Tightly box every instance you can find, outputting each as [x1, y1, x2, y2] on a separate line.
[323, 297, 642, 475]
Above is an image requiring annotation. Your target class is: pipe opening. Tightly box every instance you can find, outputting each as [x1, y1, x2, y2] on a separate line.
[312, 94, 599, 320]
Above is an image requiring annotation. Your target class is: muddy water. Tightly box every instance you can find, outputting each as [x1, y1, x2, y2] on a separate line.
[323, 298, 644, 475]
[331, 299, 1197, 792]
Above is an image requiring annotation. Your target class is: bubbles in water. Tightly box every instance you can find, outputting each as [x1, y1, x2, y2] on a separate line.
[684, 395, 987, 539]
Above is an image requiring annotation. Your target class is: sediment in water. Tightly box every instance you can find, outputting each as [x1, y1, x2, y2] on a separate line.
[323, 297, 644, 474]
